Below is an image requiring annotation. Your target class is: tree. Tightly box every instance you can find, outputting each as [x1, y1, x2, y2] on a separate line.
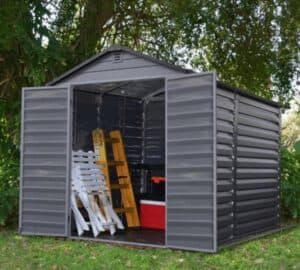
[52, 0, 300, 108]
[0, 0, 64, 225]
[180, 0, 300, 108]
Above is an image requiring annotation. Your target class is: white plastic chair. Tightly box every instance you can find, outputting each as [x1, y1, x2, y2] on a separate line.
[71, 150, 124, 237]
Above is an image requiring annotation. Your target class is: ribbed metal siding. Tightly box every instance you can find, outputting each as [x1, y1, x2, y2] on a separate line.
[216, 89, 235, 244]
[217, 88, 280, 244]
[235, 95, 280, 237]
[144, 98, 165, 165]
[166, 74, 216, 251]
[20, 86, 70, 236]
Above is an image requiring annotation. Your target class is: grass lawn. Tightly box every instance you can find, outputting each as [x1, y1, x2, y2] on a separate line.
[0, 226, 299, 270]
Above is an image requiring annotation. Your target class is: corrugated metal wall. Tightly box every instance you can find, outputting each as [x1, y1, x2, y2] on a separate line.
[216, 88, 235, 244]
[234, 95, 280, 237]
[20, 86, 70, 236]
[166, 74, 216, 251]
[217, 87, 280, 245]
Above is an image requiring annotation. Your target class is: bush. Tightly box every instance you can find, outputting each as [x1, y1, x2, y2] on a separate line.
[280, 142, 300, 219]
[0, 161, 19, 226]
[0, 101, 20, 226]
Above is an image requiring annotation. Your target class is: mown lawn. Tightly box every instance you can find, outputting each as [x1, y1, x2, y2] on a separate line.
[0, 227, 299, 270]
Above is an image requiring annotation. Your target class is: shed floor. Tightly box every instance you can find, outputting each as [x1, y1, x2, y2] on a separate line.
[80, 228, 165, 246]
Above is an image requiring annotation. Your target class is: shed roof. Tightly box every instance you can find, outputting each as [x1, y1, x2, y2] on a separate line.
[47, 45, 279, 108]
[48, 45, 193, 86]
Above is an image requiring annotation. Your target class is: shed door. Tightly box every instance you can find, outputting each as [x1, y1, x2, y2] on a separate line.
[166, 74, 217, 252]
[19, 86, 71, 236]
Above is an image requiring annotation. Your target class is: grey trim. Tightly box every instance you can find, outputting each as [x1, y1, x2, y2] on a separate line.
[278, 109, 282, 226]
[212, 72, 217, 252]
[165, 77, 168, 248]
[232, 93, 239, 236]
[47, 45, 193, 86]
[66, 85, 73, 236]
[19, 88, 25, 233]
[69, 75, 167, 87]
[141, 99, 147, 193]
[20, 231, 68, 237]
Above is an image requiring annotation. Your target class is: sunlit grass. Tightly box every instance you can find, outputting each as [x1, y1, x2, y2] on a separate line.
[0, 227, 299, 270]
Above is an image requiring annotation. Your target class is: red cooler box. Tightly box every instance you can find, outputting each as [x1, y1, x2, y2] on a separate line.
[140, 200, 165, 230]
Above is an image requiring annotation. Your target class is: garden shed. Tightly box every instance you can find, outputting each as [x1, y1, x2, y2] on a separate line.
[19, 45, 280, 252]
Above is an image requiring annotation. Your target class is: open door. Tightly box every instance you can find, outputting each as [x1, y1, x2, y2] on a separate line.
[19, 86, 72, 236]
[166, 73, 217, 252]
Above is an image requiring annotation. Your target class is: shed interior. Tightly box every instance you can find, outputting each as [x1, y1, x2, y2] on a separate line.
[71, 78, 166, 245]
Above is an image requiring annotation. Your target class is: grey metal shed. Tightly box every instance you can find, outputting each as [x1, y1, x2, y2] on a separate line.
[19, 45, 280, 252]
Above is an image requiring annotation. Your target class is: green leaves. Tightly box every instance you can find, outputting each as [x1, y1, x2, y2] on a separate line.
[0, 100, 20, 226]
[280, 144, 300, 219]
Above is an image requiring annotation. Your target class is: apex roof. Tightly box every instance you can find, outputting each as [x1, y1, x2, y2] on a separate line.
[48, 45, 193, 85]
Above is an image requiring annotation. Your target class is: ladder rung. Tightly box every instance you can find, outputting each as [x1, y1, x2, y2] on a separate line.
[110, 184, 128, 190]
[115, 207, 134, 213]
[88, 191, 106, 195]
[105, 138, 120, 144]
[96, 161, 124, 166]
[118, 176, 128, 179]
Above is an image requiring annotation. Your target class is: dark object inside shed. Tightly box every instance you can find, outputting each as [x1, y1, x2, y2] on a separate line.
[71, 78, 166, 245]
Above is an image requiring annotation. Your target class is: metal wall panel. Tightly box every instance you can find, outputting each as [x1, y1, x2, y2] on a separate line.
[216, 88, 235, 244]
[216, 88, 280, 245]
[234, 95, 280, 237]
[20, 86, 70, 236]
[166, 74, 216, 252]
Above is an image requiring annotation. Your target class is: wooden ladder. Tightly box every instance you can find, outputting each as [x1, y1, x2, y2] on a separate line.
[92, 128, 140, 227]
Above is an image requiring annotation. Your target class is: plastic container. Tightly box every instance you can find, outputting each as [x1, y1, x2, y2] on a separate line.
[140, 200, 165, 230]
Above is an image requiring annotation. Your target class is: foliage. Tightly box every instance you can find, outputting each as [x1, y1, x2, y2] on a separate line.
[0, 227, 299, 269]
[0, 101, 20, 225]
[282, 99, 300, 148]
[280, 143, 300, 218]
[188, 0, 300, 108]
[0, 0, 64, 225]
[53, 1, 300, 108]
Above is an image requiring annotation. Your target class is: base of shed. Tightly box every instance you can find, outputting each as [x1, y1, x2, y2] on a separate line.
[72, 228, 165, 246]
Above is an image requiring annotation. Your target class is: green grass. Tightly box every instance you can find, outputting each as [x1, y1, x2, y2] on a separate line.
[0, 227, 299, 270]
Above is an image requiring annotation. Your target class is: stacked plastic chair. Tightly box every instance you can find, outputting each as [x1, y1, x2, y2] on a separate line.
[71, 150, 124, 237]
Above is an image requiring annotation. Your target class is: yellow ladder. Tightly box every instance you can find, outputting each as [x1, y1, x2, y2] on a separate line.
[92, 128, 140, 227]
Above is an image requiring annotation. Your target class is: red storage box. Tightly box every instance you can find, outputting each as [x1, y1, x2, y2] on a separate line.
[140, 200, 165, 230]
